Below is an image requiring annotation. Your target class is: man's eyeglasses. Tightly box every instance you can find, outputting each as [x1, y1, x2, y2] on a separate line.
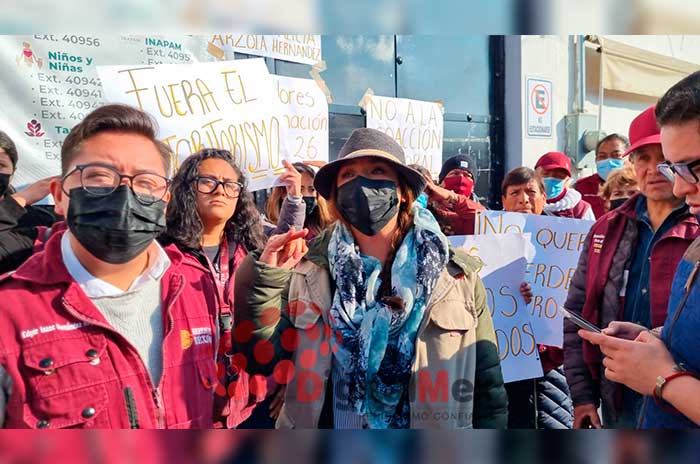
[193, 176, 243, 198]
[61, 164, 171, 205]
[658, 160, 700, 185]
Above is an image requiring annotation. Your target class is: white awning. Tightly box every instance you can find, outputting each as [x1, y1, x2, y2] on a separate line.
[587, 35, 699, 98]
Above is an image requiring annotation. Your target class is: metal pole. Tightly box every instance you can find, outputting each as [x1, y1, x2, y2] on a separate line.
[578, 35, 586, 113]
[597, 46, 604, 134]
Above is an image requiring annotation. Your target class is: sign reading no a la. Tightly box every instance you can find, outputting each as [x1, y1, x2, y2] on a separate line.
[526, 77, 553, 138]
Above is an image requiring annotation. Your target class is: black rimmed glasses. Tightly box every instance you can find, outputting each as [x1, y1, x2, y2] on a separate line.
[193, 176, 243, 198]
[61, 163, 171, 205]
[658, 159, 700, 184]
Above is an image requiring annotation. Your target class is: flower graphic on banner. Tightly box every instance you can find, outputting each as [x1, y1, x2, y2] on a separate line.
[25, 119, 45, 137]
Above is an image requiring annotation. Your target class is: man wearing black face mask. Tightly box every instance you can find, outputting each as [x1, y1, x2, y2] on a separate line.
[0, 105, 220, 429]
[0, 130, 58, 274]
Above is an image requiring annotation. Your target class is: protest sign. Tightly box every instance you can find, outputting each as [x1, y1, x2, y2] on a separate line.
[98, 58, 288, 191]
[209, 34, 322, 65]
[364, 93, 444, 179]
[273, 75, 329, 163]
[475, 211, 594, 347]
[0, 35, 226, 191]
[449, 233, 543, 383]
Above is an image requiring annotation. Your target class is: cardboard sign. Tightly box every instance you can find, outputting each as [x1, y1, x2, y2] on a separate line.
[98, 58, 288, 191]
[364, 94, 444, 179]
[476, 211, 594, 347]
[209, 34, 322, 65]
[273, 75, 328, 163]
[449, 233, 543, 383]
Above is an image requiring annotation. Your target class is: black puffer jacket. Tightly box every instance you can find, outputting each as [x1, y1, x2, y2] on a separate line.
[505, 367, 574, 429]
[0, 194, 56, 274]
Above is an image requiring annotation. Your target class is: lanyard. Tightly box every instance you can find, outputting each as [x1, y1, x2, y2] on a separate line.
[203, 239, 231, 311]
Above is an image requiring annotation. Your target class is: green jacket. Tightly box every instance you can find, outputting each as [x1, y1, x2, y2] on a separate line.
[234, 226, 507, 429]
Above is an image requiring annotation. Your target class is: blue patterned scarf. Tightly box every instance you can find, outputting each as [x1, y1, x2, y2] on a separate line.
[328, 203, 449, 428]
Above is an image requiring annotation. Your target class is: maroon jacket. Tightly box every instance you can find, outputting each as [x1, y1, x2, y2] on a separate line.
[0, 230, 220, 429]
[181, 241, 269, 429]
[564, 194, 699, 411]
[575, 174, 606, 219]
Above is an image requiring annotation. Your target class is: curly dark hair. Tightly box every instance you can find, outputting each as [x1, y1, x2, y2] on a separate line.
[165, 148, 265, 252]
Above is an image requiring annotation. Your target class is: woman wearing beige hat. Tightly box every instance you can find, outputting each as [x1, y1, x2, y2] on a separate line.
[234, 128, 507, 429]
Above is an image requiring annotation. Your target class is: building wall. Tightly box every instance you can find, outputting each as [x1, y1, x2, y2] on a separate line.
[505, 34, 700, 179]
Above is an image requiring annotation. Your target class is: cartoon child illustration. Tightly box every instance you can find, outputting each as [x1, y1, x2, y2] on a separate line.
[16, 42, 43, 68]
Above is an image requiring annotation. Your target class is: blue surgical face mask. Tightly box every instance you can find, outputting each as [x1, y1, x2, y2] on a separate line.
[543, 177, 566, 200]
[416, 192, 429, 208]
[597, 158, 624, 181]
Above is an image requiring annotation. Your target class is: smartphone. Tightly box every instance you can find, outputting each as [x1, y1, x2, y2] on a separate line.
[560, 307, 602, 334]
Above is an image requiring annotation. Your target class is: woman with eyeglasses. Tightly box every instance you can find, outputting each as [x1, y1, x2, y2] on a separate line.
[162, 148, 270, 429]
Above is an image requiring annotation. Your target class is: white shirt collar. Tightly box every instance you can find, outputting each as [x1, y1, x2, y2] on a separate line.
[61, 232, 171, 298]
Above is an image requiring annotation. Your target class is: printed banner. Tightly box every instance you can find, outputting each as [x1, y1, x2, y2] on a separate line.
[476, 211, 594, 347]
[209, 34, 322, 65]
[98, 58, 288, 191]
[365, 94, 444, 179]
[449, 234, 543, 383]
[273, 75, 329, 163]
[0, 34, 221, 192]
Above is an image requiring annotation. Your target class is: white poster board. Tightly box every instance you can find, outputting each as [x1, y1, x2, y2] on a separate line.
[209, 34, 322, 65]
[273, 75, 328, 164]
[476, 211, 594, 347]
[98, 58, 288, 191]
[365, 94, 443, 179]
[449, 233, 543, 383]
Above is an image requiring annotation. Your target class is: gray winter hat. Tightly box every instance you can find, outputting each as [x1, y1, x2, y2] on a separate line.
[314, 128, 427, 200]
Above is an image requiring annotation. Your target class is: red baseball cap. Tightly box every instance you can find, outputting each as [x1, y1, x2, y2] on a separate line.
[623, 105, 660, 157]
[535, 151, 572, 177]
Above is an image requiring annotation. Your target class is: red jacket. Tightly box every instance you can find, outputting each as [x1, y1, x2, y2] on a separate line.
[180, 241, 268, 429]
[580, 194, 700, 375]
[0, 230, 220, 429]
[575, 174, 606, 219]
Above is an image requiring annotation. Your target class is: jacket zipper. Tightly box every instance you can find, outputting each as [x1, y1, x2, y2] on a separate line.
[667, 259, 699, 341]
[123, 387, 140, 429]
[153, 276, 183, 429]
[61, 274, 184, 429]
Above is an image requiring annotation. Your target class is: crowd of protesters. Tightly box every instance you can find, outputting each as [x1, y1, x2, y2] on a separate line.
[0, 71, 699, 429]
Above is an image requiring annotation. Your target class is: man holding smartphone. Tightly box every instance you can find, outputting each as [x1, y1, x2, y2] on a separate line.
[581, 71, 700, 429]
[562, 105, 700, 429]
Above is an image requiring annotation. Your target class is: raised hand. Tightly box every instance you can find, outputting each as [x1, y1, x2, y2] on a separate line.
[259, 227, 309, 269]
[12, 176, 59, 207]
[278, 159, 302, 197]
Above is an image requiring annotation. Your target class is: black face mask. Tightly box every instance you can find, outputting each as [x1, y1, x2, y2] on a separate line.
[67, 185, 166, 264]
[336, 176, 399, 236]
[609, 197, 629, 211]
[303, 196, 317, 218]
[0, 173, 10, 197]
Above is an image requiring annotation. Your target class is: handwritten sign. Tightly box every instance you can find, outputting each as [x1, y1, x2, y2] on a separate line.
[209, 34, 322, 65]
[365, 94, 443, 179]
[273, 75, 328, 163]
[98, 58, 288, 191]
[476, 211, 594, 347]
[449, 233, 543, 383]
